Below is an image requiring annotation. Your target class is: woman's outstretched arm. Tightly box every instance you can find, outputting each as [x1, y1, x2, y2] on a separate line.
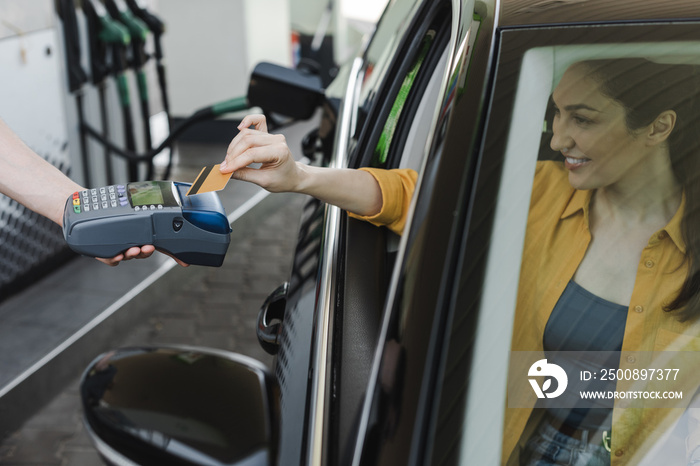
[219, 114, 383, 217]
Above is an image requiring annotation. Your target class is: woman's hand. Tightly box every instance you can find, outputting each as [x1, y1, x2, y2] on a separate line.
[220, 114, 383, 218]
[219, 114, 302, 193]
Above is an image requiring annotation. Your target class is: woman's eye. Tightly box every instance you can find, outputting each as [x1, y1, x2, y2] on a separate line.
[573, 115, 592, 125]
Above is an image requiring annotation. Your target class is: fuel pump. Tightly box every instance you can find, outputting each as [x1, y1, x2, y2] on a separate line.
[104, 0, 155, 179]
[56, 0, 91, 185]
[64, 2, 316, 185]
[82, 0, 130, 185]
[82, 0, 140, 181]
[124, 0, 174, 178]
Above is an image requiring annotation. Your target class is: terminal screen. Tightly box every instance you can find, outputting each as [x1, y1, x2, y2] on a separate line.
[127, 181, 179, 207]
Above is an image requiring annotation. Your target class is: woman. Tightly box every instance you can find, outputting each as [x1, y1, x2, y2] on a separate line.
[220, 57, 700, 465]
[505, 59, 700, 466]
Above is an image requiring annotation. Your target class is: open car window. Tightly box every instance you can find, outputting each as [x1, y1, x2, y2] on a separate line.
[437, 23, 700, 465]
[349, 1, 452, 171]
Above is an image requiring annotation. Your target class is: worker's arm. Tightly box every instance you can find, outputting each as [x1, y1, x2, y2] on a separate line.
[0, 118, 162, 266]
[0, 118, 82, 225]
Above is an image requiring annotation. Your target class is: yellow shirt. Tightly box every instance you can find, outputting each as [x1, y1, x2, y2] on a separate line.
[347, 167, 417, 235]
[507, 161, 699, 465]
[350, 162, 699, 464]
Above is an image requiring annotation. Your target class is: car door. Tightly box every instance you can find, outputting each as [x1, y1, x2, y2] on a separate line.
[329, 0, 497, 464]
[330, 1, 463, 463]
[269, 1, 464, 465]
[400, 14, 700, 466]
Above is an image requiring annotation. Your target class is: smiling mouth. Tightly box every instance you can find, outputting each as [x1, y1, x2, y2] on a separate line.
[564, 156, 591, 169]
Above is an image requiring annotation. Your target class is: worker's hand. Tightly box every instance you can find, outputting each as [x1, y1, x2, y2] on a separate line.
[219, 114, 302, 193]
[96, 246, 189, 267]
[96, 245, 156, 266]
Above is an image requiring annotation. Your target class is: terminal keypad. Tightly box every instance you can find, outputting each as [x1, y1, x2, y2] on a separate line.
[72, 185, 128, 214]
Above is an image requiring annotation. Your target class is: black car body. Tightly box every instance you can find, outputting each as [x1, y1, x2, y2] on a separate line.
[81, 1, 700, 465]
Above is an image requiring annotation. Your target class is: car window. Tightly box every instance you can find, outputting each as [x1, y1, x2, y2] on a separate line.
[348, 1, 453, 170]
[381, 18, 453, 252]
[355, 0, 424, 129]
[441, 23, 700, 465]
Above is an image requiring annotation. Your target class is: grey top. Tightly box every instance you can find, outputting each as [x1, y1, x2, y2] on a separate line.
[542, 280, 628, 430]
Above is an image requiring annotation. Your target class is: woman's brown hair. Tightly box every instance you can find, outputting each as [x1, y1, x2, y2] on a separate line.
[582, 58, 700, 321]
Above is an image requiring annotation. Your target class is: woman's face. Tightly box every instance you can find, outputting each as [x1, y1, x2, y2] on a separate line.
[550, 63, 650, 191]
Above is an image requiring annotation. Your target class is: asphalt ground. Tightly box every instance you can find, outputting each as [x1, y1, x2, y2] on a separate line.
[0, 129, 309, 464]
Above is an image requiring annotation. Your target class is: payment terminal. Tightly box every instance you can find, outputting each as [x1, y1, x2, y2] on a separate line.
[63, 181, 231, 266]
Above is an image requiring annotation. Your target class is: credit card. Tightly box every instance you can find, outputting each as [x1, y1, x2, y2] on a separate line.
[186, 164, 233, 196]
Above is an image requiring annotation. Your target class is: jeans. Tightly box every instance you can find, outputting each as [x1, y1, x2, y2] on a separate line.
[521, 418, 610, 466]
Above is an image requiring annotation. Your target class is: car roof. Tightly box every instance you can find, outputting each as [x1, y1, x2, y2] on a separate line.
[499, 0, 700, 27]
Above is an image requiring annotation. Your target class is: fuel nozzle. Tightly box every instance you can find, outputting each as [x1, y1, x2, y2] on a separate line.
[104, 0, 149, 69]
[105, 0, 159, 177]
[83, 0, 130, 82]
[124, 0, 165, 58]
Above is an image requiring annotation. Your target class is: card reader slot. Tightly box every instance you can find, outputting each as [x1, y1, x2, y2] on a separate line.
[183, 211, 231, 234]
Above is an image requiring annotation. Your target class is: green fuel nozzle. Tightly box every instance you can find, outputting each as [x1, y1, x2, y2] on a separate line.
[97, 14, 130, 46]
[83, 0, 130, 46]
[105, 0, 149, 69]
[115, 9, 148, 43]
[83, 0, 131, 84]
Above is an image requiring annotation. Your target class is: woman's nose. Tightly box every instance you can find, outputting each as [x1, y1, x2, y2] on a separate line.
[550, 117, 573, 153]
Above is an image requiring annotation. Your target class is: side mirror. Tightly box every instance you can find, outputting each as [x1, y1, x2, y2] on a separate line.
[247, 62, 324, 120]
[81, 346, 279, 466]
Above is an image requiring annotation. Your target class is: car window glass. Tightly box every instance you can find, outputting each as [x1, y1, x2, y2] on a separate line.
[370, 30, 437, 166]
[358, 0, 423, 113]
[504, 41, 700, 465]
[347, 0, 426, 159]
[380, 43, 451, 253]
[397, 40, 451, 172]
[434, 25, 700, 465]
[325, 58, 355, 101]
